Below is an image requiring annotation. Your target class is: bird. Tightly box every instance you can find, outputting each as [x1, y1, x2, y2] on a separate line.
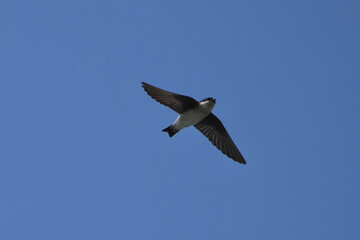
[141, 82, 246, 164]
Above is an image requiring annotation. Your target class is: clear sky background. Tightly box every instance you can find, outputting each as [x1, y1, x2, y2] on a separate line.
[1, 1, 359, 239]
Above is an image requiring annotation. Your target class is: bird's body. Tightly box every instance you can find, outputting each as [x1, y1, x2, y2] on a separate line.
[141, 82, 246, 164]
[172, 100, 215, 130]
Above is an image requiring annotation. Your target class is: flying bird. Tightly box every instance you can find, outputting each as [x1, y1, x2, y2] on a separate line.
[141, 82, 246, 164]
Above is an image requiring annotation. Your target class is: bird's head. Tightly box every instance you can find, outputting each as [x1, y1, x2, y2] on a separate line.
[199, 97, 216, 111]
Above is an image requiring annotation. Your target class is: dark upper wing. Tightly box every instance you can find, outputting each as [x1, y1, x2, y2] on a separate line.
[141, 82, 198, 114]
[194, 113, 246, 164]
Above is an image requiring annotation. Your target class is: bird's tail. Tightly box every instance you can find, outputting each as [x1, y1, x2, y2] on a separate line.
[162, 125, 179, 137]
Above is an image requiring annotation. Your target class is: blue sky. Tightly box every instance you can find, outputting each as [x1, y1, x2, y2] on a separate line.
[1, 0, 359, 239]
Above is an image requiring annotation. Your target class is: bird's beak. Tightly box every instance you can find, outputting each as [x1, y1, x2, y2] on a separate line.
[213, 99, 216, 103]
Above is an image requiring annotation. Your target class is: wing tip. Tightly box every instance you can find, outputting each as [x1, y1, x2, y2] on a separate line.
[141, 82, 154, 95]
[233, 151, 247, 165]
[236, 158, 247, 165]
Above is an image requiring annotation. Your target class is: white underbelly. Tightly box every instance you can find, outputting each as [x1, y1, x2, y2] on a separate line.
[172, 109, 209, 130]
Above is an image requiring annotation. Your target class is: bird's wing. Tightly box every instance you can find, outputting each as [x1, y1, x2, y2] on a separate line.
[194, 113, 246, 164]
[141, 82, 198, 114]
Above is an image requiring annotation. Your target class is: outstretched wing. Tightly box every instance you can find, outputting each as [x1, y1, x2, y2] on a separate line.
[141, 82, 198, 114]
[194, 113, 246, 164]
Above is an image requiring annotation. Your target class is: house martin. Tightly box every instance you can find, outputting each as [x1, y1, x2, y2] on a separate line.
[141, 82, 246, 164]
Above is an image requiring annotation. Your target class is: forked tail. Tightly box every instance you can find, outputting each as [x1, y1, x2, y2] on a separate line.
[162, 125, 179, 137]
